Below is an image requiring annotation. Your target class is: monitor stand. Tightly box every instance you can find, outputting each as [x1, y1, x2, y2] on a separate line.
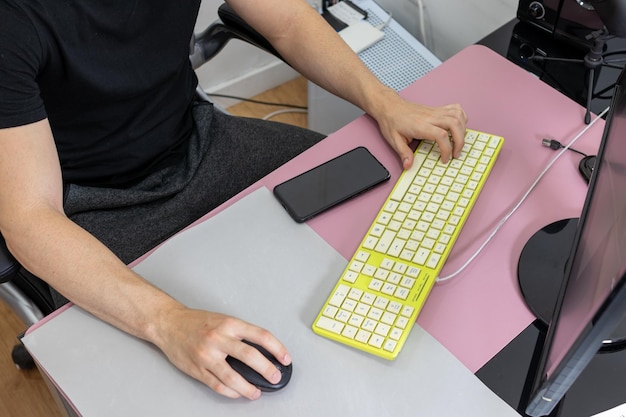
[517, 218, 626, 351]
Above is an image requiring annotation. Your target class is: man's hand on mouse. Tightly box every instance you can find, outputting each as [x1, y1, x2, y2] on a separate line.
[150, 306, 291, 400]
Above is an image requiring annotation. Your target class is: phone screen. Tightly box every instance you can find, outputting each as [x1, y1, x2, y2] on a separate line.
[273, 146, 390, 223]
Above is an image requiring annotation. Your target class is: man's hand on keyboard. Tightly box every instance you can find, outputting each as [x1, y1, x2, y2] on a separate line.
[153, 307, 291, 400]
[369, 90, 467, 168]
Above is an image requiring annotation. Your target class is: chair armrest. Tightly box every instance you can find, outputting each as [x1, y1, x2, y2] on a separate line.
[190, 3, 283, 70]
[217, 3, 281, 59]
[0, 234, 20, 284]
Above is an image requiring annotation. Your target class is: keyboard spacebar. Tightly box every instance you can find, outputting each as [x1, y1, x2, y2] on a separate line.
[389, 152, 427, 202]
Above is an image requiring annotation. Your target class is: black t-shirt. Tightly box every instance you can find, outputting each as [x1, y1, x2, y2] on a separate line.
[0, 0, 201, 186]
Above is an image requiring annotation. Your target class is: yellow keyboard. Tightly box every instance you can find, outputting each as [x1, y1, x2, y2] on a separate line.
[312, 129, 504, 359]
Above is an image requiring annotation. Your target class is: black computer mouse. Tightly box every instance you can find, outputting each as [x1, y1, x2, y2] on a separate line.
[225, 340, 293, 392]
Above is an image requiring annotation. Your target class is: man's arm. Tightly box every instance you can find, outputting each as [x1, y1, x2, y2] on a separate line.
[0, 120, 289, 400]
[226, 0, 467, 167]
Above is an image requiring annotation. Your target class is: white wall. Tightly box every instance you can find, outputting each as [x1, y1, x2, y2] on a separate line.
[194, 0, 518, 103]
[375, 0, 517, 60]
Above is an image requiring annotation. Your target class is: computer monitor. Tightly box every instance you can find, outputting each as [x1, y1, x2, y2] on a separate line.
[521, 66, 626, 417]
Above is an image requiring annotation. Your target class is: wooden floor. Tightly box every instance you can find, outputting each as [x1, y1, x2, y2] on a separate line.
[225, 76, 308, 128]
[0, 76, 307, 417]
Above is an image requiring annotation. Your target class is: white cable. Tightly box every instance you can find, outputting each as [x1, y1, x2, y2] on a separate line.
[424, 5, 434, 51]
[262, 108, 308, 121]
[369, 0, 392, 31]
[375, 10, 393, 31]
[436, 106, 610, 284]
[414, 0, 427, 48]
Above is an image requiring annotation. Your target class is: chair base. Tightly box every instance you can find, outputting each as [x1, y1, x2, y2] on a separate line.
[12, 342, 35, 370]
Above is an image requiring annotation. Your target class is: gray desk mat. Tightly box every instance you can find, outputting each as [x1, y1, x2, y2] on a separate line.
[24, 187, 520, 417]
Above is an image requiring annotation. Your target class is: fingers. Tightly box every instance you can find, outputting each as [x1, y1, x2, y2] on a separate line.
[432, 104, 466, 164]
[161, 311, 291, 401]
[448, 104, 468, 158]
[385, 102, 467, 166]
[209, 338, 289, 400]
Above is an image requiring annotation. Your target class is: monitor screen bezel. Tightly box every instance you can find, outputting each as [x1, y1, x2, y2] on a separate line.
[524, 68, 626, 417]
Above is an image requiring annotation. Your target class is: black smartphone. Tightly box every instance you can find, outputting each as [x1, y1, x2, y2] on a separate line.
[273, 146, 390, 223]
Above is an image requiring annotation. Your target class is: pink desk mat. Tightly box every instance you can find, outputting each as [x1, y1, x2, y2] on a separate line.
[204, 44, 606, 372]
[30, 45, 606, 374]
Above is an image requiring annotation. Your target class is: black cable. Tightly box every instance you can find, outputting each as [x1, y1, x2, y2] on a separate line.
[541, 138, 588, 157]
[205, 93, 307, 110]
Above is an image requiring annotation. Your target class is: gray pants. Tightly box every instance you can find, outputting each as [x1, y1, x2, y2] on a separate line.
[51, 102, 324, 307]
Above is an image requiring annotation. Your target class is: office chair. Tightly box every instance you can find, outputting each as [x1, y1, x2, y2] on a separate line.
[0, 2, 283, 371]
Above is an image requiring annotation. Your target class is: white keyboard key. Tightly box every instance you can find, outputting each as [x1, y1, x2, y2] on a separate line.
[381, 283, 397, 296]
[355, 329, 371, 343]
[396, 316, 409, 329]
[387, 301, 402, 314]
[316, 316, 344, 334]
[336, 310, 351, 323]
[374, 296, 389, 309]
[394, 287, 410, 300]
[349, 314, 365, 328]
[406, 266, 420, 277]
[329, 284, 350, 307]
[368, 279, 384, 292]
[343, 270, 358, 283]
[342, 325, 358, 339]
[489, 135, 502, 148]
[348, 288, 363, 300]
[362, 265, 376, 276]
[368, 334, 385, 348]
[383, 339, 397, 352]
[381, 311, 397, 325]
[323, 305, 338, 318]
[392, 262, 408, 274]
[386, 272, 401, 285]
[342, 298, 357, 312]
[374, 323, 391, 337]
[389, 327, 403, 340]
[390, 153, 426, 202]
[363, 236, 377, 250]
[349, 261, 364, 272]
[374, 268, 388, 281]
[388, 238, 406, 257]
[426, 253, 441, 269]
[368, 307, 383, 321]
[362, 318, 377, 332]
[375, 230, 395, 253]
[355, 251, 369, 262]
[413, 248, 429, 265]
[361, 292, 376, 305]
[355, 303, 369, 316]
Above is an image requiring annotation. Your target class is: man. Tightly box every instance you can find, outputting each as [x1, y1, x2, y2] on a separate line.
[0, 0, 466, 401]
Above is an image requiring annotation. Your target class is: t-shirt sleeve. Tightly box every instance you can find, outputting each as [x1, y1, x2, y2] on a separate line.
[0, 3, 47, 129]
